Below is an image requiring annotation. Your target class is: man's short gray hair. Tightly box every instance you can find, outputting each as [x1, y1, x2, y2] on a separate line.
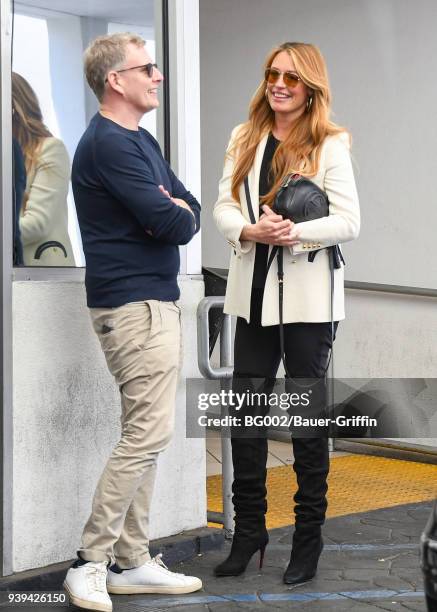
[84, 32, 145, 102]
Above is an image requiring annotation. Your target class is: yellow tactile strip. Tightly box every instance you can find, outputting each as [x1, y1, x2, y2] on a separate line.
[207, 454, 437, 529]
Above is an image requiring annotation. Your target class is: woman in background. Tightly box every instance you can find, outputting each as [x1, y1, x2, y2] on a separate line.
[213, 42, 360, 584]
[12, 72, 74, 266]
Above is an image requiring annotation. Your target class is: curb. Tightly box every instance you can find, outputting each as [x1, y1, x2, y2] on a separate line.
[0, 527, 225, 592]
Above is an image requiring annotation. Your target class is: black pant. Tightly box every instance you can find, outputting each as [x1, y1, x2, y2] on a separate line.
[231, 289, 338, 531]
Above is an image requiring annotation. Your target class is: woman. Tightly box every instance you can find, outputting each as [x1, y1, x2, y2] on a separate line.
[12, 72, 74, 266]
[213, 42, 360, 584]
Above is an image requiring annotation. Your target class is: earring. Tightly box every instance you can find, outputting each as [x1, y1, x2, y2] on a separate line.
[306, 95, 313, 112]
[265, 88, 269, 99]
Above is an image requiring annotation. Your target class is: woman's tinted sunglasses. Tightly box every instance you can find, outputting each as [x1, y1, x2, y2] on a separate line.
[265, 67, 301, 88]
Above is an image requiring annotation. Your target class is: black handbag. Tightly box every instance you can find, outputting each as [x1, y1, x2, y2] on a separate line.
[244, 174, 344, 380]
[271, 172, 343, 266]
[273, 173, 329, 223]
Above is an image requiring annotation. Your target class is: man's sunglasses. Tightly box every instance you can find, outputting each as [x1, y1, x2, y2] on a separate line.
[105, 63, 158, 83]
[265, 67, 301, 88]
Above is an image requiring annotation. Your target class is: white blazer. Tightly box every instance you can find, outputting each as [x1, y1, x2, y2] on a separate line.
[213, 125, 360, 326]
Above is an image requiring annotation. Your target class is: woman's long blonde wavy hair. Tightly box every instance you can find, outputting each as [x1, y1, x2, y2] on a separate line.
[12, 72, 52, 177]
[229, 42, 348, 206]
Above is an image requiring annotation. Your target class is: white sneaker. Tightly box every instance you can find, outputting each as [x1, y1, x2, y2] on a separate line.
[107, 554, 202, 595]
[63, 561, 112, 612]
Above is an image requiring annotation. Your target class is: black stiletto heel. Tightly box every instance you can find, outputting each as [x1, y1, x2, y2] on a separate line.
[214, 530, 269, 577]
[258, 543, 267, 569]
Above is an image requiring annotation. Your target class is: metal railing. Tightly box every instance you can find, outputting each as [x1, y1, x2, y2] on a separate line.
[197, 296, 234, 538]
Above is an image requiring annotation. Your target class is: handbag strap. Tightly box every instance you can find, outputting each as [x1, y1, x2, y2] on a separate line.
[244, 177, 257, 224]
[308, 243, 344, 267]
[34, 240, 68, 260]
[277, 246, 287, 375]
[272, 245, 336, 383]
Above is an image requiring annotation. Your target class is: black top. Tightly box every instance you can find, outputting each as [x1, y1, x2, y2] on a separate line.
[72, 113, 201, 308]
[251, 133, 280, 289]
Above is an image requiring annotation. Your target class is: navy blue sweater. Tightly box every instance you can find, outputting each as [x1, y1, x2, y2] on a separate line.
[72, 113, 200, 307]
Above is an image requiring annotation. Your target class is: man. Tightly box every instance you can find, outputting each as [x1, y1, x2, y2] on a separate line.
[63, 33, 201, 612]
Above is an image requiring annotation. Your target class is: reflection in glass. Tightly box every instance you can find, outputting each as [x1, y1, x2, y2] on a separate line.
[13, 138, 26, 266]
[11, 0, 157, 267]
[12, 73, 74, 266]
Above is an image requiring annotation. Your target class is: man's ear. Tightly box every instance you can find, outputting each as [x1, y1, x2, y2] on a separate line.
[106, 72, 124, 96]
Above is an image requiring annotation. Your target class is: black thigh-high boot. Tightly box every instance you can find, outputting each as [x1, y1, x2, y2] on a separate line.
[283, 436, 329, 584]
[282, 321, 336, 584]
[214, 375, 272, 577]
[214, 435, 269, 576]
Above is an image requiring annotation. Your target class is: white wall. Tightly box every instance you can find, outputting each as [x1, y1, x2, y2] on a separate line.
[12, 278, 206, 572]
[334, 289, 437, 450]
[334, 290, 437, 379]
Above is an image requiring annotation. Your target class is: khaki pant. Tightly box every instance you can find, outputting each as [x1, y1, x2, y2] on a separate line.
[78, 300, 181, 568]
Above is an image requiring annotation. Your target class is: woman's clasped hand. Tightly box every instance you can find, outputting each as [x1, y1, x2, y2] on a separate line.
[241, 205, 301, 246]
